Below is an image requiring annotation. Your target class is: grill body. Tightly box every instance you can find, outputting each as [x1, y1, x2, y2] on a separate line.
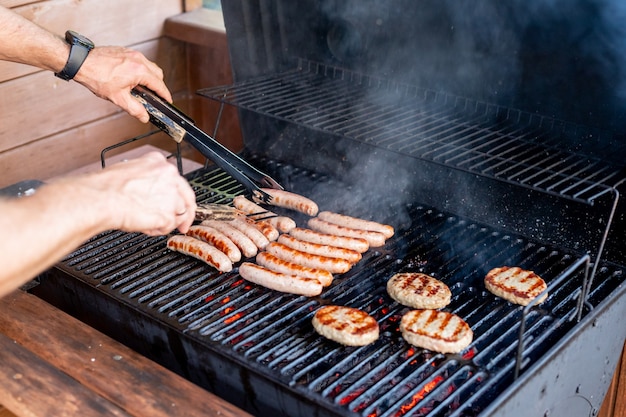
[33, 1, 626, 416]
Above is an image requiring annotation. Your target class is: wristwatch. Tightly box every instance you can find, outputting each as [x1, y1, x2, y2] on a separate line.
[54, 30, 95, 81]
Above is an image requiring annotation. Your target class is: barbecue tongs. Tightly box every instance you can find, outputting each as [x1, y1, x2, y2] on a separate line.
[131, 85, 282, 203]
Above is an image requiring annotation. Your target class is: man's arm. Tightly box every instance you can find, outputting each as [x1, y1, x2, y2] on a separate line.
[0, 5, 172, 123]
[0, 152, 196, 298]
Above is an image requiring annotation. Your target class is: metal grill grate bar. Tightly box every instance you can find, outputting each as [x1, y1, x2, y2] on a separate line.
[199, 60, 625, 205]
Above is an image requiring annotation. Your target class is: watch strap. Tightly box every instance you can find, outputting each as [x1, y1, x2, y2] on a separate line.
[55, 34, 92, 81]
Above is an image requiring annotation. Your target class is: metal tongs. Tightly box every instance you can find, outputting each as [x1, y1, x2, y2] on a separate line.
[131, 85, 283, 204]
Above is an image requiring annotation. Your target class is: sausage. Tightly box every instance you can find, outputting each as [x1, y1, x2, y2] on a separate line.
[232, 195, 296, 233]
[256, 251, 333, 286]
[265, 242, 352, 274]
[288, 227, 369, 253]
[186, 225, 242, 263]
[167, 235, 233, 272]
[317, 211, 394, 239]
[228, 218, 270, 249]
[277, 234, 362, 264]
[238, 262, 323, 296]
[200, 220, 258, 258]
[307, 217, 387, 248]
[257, 188, 319, 217]
[265, 216, 297, 233]
[247, 218, 280, 241]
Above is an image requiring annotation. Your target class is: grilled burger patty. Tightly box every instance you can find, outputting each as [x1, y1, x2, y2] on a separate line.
[400, 309, 473, 354]
[484, 266, 548, 306]
[387, 272, 451, 309]
[312, 305, 379, 346]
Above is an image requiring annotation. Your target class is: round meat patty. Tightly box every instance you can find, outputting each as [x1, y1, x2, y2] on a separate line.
[386, 272, 451, 309]
[312, 305, 379, 346]
[400, 309, 473, 354]
[484, 266, 548, 306]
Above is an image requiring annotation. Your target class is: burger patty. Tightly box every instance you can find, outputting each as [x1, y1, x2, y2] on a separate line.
[400, 309, 473, 354]
[312, 305, 379, 346]
[484, 266, 548, 306]
[386, 272, 451, 309]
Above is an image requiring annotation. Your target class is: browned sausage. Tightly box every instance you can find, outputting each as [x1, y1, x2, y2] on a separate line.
[257, 188, 319, 217]
[288, 227, 370, 253]
[265, 242, 352, 274]
[256, 251, 333, 286]
[238, 262, 323, 296]
[277, 234, 362, 264]
[244, 217, 279, 241]
[228, 218, 270, 249]
[167, 235, 233, 272]
[317, 211, 394, 238]
[307, 217, 387, 247]
[232, 195, 296, 233]
[200, 220, 258, 258]
[186, 225, 241, 262]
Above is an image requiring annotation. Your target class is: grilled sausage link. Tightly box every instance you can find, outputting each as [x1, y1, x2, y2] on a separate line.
[238, 262, 323, 296]
[265, 242, 352, 274]
[186, 225, 242, 263]
[307, 217, 387, 248]
[317, 211, 394, 238]
[232, 195, 296, 233]
[256, 251, 333, 286]
[277, 234, 362, 264]
[244, 217, 279, 241]
[167, 235, 233, 272]
[200, 220, 258, 258]
[228, 218, 270, 249]
[288, 227, 370, 253]
[258, 188, 319, 217]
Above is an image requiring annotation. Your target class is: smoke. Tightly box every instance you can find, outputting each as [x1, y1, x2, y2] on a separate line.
[302, 0, 626, 232]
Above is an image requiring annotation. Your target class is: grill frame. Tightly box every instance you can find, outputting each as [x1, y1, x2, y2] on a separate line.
[33, 162, 626, 417]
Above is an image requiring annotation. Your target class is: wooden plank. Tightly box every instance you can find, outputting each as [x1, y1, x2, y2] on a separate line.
[0, 38, 185, 155]
[0, 291, 252, 417]
[0, 332, 133, 417]
[165, 9, 244, 153]
[599, 340, 626, 417]
[0, 0, 184, 82]
[0, 106, 205, 188]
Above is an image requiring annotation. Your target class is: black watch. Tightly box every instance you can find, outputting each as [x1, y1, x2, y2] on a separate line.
[54, 30, 94, 81]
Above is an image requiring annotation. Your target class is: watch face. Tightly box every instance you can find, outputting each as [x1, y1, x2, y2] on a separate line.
[66, 30, 94, 49]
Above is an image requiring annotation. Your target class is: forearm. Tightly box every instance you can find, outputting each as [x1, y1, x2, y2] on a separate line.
[0, 152, 196, 298]
[0, 181, 113, 298]
[0, 5, 67, 72]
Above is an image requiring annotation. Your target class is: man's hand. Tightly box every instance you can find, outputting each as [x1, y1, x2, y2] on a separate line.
[74, 46, 173, 123]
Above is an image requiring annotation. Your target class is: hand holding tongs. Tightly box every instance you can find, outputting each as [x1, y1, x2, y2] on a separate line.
[130, 85, 282, 204]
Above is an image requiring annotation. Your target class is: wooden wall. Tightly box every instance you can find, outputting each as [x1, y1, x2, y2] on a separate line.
[0, 0, 201, 188]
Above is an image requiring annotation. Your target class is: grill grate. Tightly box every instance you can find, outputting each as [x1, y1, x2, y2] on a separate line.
[54, 165, 626, 417]
[198, 59, 626, 205]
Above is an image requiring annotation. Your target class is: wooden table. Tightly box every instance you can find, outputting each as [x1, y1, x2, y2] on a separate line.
[0, 290, 252, 417]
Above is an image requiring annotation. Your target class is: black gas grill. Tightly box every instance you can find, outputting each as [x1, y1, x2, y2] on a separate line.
[32, 1, 626, 416]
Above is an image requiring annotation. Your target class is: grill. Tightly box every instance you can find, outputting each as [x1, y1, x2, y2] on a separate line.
[32, 1, 626, 417]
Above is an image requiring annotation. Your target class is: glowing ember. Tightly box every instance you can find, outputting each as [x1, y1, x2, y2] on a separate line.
[221, 296, 231, 304]
[224, 312, 243, 324]
[339, 387, 366, 405]
[462, 347, 477, 360]
[395, 375, 445, 416]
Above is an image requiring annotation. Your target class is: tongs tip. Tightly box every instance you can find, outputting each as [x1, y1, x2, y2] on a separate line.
[253, 189, 274, 205]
